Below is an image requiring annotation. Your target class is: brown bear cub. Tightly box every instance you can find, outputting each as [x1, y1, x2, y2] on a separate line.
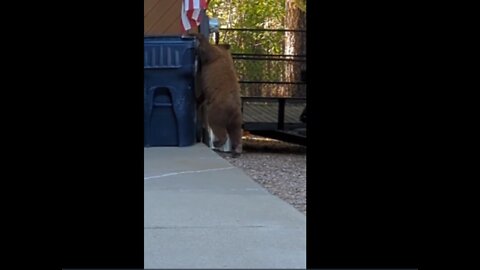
[190, 33, 243, 157]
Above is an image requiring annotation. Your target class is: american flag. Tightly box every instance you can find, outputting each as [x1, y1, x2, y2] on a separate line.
[181, 0, 208, 31]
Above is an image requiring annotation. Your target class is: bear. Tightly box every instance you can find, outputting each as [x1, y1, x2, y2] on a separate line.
[190, 33, 243, 157]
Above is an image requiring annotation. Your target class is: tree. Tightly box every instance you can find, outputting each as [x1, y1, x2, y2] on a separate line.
[284, 0, 306, 97]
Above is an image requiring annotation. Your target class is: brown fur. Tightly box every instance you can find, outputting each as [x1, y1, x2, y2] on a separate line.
[191, 33, 243, 157]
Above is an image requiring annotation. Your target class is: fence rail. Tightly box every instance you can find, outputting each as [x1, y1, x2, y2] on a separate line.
[217, 28, 306, 98]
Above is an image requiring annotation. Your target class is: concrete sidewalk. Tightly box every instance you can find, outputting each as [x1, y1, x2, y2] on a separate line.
[144, 143, 306, 269]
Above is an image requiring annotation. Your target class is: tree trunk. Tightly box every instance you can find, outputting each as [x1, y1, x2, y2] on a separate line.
[284, 0, 306, 97]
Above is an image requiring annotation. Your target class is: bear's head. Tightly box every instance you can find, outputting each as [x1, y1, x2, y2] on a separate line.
[189, 33, 232, 65]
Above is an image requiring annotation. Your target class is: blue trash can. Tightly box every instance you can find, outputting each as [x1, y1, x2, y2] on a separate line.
[144, 36, 197, 147]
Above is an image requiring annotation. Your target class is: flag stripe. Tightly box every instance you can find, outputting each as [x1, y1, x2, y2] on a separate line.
[181, 0, 209, 32]
[181, 1, 191, 31]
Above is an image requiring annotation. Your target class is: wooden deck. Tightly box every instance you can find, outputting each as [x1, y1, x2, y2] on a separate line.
[197, 98, 307, 146]
[242, 100, 306, 131]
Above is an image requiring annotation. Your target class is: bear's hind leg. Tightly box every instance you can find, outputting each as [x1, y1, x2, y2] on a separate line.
[210, 124, 228, 150]
[227, 115, 243, 158]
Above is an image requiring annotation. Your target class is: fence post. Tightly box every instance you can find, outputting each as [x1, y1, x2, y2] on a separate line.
[278, 98, 285, 130]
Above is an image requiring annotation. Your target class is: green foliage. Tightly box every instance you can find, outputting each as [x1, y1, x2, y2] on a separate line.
[293, 0, 306, 12]
[207, 0, 287, 95]
[207, 0, 306, 96]
[207, 0, 285, 53]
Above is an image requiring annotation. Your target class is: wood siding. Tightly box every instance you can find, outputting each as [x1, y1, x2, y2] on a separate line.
[144, 0, 183, 35]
